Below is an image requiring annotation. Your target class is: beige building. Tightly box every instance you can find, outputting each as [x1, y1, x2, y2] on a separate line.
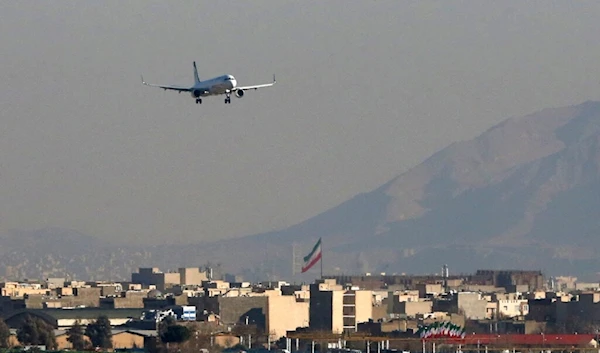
[265, 293, 309, 339]
[485, 302, 497, 319]
[528, 291, 547, 300]
[220, 287, 253, 297]
[218, 295, 268, 328]
[67, 287, 102, 307]
[575, 282, 600, 291]
[46, 278, 65, 289]
[54, 331, 92, 349]
[555, 276, 577, 291]
[57, 287, 74, 296]
[17, 287, 102, 310]
[497, 299, 529, 318]
[313, 279, 343, 291]
[456, 292, 488, 320]
[111, 330, 151, 349]
[204, 280, 231, 297]
[293, 286, 311, 301]
[53, 329, 153, 350]
[384, 291, 419, 312]
[416, 284, 443, 298]
[215, 288, 309, 339]
[446, 278, 463, 288]
[309, 280, 372, 333]
[461, 284, 503, 293]
[67, 281, 88, 288]
[100, 290, 147, 309]
[213, 333, 241, 348]
[1, 282, 49, 298]
[395, 290, 420, 302]
[179, 267, 208, 286]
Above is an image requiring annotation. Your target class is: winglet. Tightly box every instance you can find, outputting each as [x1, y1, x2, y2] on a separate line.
[273, 74, 276, 84]
[141, 75, 147, 85]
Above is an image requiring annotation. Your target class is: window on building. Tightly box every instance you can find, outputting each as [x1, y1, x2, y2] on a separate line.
[343, 306, 356, 316]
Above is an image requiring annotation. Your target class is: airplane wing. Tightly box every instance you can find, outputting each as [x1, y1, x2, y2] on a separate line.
[236, 74, 277, 91]
[141, 75, 191, 92]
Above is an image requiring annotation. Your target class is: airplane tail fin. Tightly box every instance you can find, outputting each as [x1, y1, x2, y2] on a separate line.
[193, 61, 200, 84]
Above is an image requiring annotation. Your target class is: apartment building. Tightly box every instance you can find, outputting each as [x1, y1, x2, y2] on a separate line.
[309, 280, 372, 333]
[1, 282, 49, 298]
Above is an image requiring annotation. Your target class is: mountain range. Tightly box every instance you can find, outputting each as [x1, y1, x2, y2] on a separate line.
[2, 101, 600, 282]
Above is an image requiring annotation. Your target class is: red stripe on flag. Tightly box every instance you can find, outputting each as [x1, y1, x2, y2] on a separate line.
[301, 252, 322, 273]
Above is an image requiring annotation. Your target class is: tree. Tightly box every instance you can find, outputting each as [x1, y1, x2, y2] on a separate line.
[85, 315, 112, 349]
[160, 325, 191, 344]
[159, 316, 176, 337]
[16, 316, 38, 347]
[159, 317, 191, 345]
[16, 315, 56, 349]
[0, 318, 10, 348]
[67, 320, 87, 350]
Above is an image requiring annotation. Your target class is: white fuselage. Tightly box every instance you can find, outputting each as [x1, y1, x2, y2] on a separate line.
[193, 75, 237, 96]
[142, 61, 274, 105]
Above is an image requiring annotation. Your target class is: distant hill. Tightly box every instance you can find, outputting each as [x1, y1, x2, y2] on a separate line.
[2, 101, 600, 282]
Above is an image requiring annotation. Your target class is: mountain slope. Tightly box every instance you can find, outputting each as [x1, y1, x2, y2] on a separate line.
[220, 100, 600, 279]
[2, 101, 600, 282]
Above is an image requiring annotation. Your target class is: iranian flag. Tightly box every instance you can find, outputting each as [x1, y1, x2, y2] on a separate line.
[301, 238, 322, 273]
[417, 321, 466, 340]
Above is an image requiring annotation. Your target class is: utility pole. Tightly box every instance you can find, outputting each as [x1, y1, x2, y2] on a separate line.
[291, 242, 302, 281]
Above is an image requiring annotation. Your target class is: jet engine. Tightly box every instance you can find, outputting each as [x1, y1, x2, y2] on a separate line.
[191, 90, 202, 98]
[235, 89, 245, 98]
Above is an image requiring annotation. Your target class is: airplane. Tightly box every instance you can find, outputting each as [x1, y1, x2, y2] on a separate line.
[141, 61, 276, 104]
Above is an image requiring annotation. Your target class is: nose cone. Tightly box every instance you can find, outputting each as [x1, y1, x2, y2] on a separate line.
[230, 77, 237, 88]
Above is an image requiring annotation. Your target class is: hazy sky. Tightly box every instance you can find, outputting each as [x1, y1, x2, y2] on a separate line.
[1, 1, 600, 244]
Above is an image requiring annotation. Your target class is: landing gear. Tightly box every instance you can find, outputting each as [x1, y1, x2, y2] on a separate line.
[224, 93, 231, 104]
[195, 98, 202, 104]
